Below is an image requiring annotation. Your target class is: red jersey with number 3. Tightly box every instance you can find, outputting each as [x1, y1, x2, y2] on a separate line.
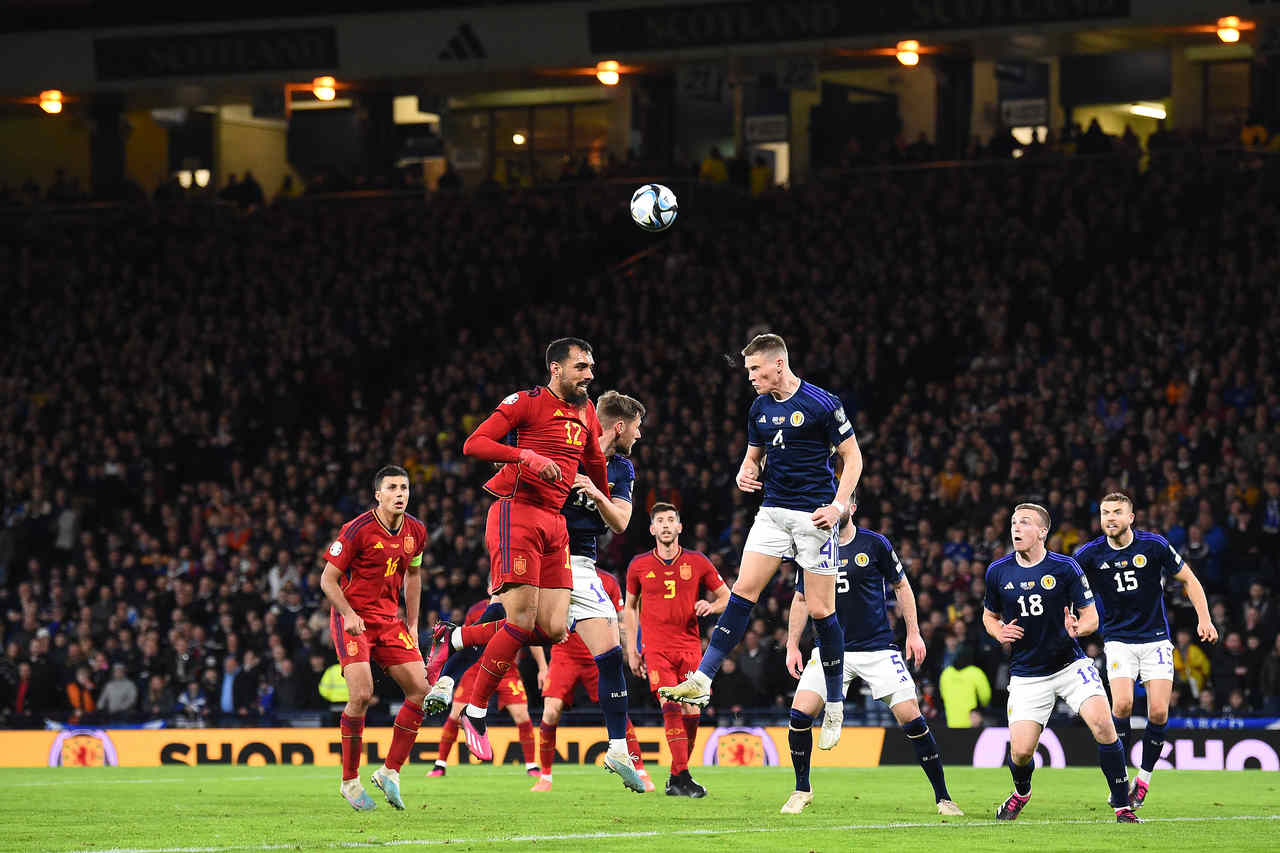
[482, 387, 608, 511]
[626, 548, 724, 655]
[326, 510, 427, 622]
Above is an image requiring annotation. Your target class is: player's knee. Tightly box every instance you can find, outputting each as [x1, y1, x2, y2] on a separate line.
[805, 600, 834, 619]
[348, 687, 374, 709]
[1010, 749, 1035, 765]
[1148, 707, 1169, 725]
[1111, 698, 1133, 717]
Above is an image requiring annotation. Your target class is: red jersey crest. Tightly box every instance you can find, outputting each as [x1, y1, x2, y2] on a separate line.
[403, 534, 415, 553]
[513, 555, 528, 575]
[680, 563, 692, 580]
[346, 640, 359, 656]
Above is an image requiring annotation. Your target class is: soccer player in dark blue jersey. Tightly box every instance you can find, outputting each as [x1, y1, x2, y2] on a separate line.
[1073, 492, 1217, 809]
[780, 506, 962, 816]
[660, 334, 862, 751]
[983, 503, 1141, 824]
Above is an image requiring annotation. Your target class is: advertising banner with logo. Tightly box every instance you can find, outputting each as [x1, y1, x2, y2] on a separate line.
[5, 725, 1277, 770]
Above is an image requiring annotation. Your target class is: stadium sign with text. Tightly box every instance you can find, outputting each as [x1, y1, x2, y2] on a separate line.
[95, 27, 338, 81]
[589, 1, 1132, 52]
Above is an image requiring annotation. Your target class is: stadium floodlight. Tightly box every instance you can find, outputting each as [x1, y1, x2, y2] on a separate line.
[1217, 17, 1240, 43]
[1129, 103, 1167, 120]
[512, 132, 526, 146]
[596, 60, 621, 86]
[896, 41, 920, 66]
[39, 90, 63, 113]
[312, 76, 337, 101]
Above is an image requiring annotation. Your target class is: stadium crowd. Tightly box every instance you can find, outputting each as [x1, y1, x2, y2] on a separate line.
[2, 147, 1280, 730]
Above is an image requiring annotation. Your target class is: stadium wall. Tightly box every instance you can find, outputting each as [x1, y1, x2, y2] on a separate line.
[8, 726, 1279, 770]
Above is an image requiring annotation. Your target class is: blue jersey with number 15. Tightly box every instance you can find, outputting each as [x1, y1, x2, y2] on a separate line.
[1073, 530, 1183, 643]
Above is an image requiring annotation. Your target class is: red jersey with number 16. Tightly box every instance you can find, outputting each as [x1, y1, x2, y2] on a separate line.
[325, 510, 427, 623]
[626, 548, 724, 655]
[482, 387, 608, 511]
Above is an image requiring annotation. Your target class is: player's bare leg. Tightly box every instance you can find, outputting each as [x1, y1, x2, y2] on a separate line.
[1080, 693, 1142, 822]
[997, 720, 1041, 820]
[577, 615, 645, 793]
[887, 698, 962, 815]
[462, 583, 540, 760]
[1130, 678, 1171, 808]
[660, 551, 780, 706]
[339, 662, 377, 811]
[532, 697, 564, 791]
[801, 567, 846, 750]
[368, 660, 429, 810]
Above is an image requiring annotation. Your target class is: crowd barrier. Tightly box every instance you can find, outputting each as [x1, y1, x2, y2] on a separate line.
[4, 725, 1278, 770]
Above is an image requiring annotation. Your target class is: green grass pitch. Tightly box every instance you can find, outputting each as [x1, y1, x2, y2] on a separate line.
[3, 764, 1277, 852]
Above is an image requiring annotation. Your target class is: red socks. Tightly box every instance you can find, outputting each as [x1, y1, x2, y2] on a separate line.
[625, 717, 645, 770]
[385, 702, 425, 772]
[468, 624, 531, 708]
[683, 713, 701, 757]
[662, 702, 689, 774]
[539, 722, 557, 774]
[340, 713, 365, 781]
[517, 720, 536, 766]
[459, 619, 506, 648]
[438, 716, 460, 763]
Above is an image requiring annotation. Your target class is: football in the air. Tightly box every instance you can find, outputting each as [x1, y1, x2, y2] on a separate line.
[630, 183, 678, 232]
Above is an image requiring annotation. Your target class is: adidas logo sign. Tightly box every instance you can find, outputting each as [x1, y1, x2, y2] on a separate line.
[439, 23, 486, 60]
[1003, 582, 1014, 590]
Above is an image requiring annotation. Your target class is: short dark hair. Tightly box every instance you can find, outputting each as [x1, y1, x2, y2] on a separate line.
[1101, 492, 1133, 509]
[596, 390, 646, 426]
[650, 501, 679, 520]
[741, 333, 787, 359]
[373, 465, 410, 493]
[546, 337, 593, 369]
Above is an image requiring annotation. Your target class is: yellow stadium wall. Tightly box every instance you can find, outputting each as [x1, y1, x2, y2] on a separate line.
[0, 113, 91, 194]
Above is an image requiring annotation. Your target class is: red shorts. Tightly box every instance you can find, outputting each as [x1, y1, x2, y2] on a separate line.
[330, 611, 422, 673]
[485, 499, 571, 593]
[645, 647, 702, 698]
[541, 656, 599, 707]
[457, 666, 528, 710]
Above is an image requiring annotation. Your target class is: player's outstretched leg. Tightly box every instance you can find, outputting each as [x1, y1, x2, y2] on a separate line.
[425, 620, 456, 686]
[781, 709, 814, 814]
[659, 592, 755, 705]
[996, 757, 1033, 820]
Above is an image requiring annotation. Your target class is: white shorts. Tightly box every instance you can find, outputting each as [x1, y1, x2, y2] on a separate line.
[567, 555, 618, 625]
[1104, 640, 1175, 684]
[796, 647, 917, 708]
[743, 506, 839, 575]
[1007, 660, 1107, 727]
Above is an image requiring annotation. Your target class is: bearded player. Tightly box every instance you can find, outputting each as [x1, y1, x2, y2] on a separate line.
[453, 338, 613, 773]
[319, 465, 429, 811]
[625, 502, 729, 796]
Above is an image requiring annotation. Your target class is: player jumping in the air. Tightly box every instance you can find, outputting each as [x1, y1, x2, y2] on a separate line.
[625, 503, 729, 796]
[1073, 492, 1217, 809]
[983, 504, 1142, 824]
[319, 466, 429, 811]
[661, 334, 861, 750]
[448, 339, 613, 771]
[781, 505, 962, 817]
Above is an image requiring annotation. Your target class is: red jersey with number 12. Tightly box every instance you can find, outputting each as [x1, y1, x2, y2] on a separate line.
[626, 548, 724, 655]
[483, 387, 608, 511]
[326, 510, 427, 622]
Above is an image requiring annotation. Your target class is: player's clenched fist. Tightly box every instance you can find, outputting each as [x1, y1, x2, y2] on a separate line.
[519, 448, 562, 481]
[736, 461, 762, 493]
[997, 618, 1023, 643]
[343, 611, 367, 636]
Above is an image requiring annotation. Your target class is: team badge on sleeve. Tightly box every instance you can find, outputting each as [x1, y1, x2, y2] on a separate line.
[1040, 574, 1056, 590]
[329, 541, 343, 557]
[502, 393, 519, 405]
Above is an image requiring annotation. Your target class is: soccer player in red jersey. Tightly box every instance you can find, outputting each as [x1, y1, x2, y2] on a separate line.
[530, 566, 650, 793]
[319, 466, 430, 811]
[452, 338, 610, 756]
[427, 599, 543, 778]
[624, 502, 729, 796]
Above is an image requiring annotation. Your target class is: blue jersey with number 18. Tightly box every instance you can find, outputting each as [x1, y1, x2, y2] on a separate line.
[984, 551, 1094, 677]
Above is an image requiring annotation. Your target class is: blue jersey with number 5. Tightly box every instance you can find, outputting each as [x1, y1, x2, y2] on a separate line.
[1073, 530, 1183, 643]
[984, 551, 1094, 677]
[797, 528, 904, 652]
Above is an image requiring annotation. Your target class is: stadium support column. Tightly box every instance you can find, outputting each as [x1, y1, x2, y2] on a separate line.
[90, 94, 127, 200]
[360, 91, 396, 184]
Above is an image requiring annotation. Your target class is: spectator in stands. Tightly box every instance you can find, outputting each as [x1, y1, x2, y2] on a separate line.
[1174, 628, 1211, 698]
[141, 674, 174, 718]
[176, 680, 209, 723]
[698, 146, 728, 184]
[98, 663, 138, 718]
[66, 666, 97, 722]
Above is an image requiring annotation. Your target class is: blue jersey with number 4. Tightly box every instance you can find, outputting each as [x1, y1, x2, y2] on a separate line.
[1072, 530, 1183, 643]
[746, 380, 853, 512]
[799, 528, 905, 652]
[562, 455, 634, 560]
[984, 551, 1094, 677]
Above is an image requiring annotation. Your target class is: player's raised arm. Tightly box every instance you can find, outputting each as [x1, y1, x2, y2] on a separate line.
[462, 395, 561, 480]
[573, 472, 630, 533]
[320, 561, 365, 636]
[785, 589, 810, 678]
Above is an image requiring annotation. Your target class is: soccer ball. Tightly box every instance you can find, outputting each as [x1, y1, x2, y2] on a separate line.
[630, 183, 678, 232]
